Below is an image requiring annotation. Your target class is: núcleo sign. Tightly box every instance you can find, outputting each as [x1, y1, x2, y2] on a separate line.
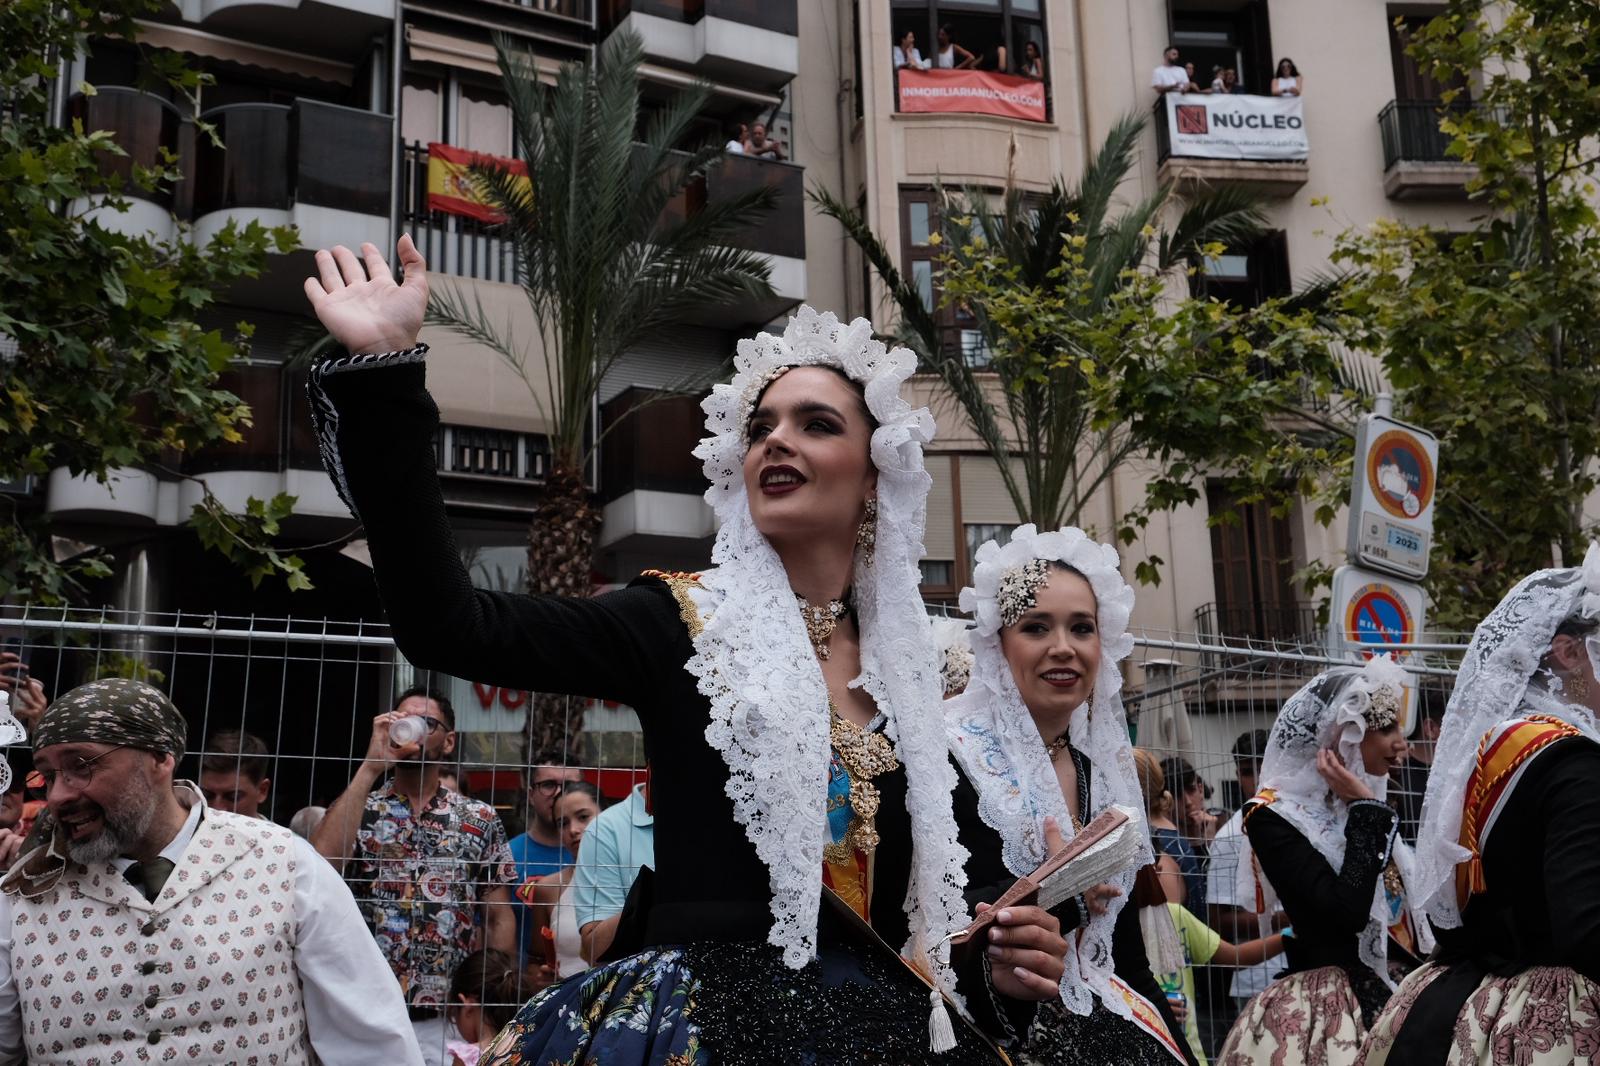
[1162, 93, 1309, 161]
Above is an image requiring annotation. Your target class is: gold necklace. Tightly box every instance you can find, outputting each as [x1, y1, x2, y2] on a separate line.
[797, 594, 850, 660]
[826, 700, 899, 863]
[1044, 729, 1071, 761]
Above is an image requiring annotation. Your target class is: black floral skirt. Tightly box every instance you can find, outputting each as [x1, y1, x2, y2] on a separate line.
[479, 934, 1010, 1066]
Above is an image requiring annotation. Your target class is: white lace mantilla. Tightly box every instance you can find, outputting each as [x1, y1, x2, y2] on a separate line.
[686, 307, 969, 1008]
[1414, 545, 1600, 930]
[1252, 655, 1407, 987]
[945, 524, 1151, 1019]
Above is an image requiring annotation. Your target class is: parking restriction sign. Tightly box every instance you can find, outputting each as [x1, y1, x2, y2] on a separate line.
[1347, 413, 1438, 581]
[1329, 565, 1424, 734]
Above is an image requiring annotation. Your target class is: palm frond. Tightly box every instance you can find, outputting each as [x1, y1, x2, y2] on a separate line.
[1157, 183, 1270, 269]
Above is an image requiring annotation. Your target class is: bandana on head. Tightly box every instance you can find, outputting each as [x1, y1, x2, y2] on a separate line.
[3, 679, 187, 898]
[33, 678, 187, 762]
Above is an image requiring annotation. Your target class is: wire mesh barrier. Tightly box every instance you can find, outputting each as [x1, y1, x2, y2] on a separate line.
[0, 606, 1467, 1060]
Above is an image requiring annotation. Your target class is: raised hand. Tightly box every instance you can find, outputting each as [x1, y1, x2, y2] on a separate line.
[1316, 747, 1374, 803]
[303, 236, 428, 355]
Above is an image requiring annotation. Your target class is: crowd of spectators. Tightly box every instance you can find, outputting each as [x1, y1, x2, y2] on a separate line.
[1152, 45, 1307, 98]
[892, 24, 1047, 82]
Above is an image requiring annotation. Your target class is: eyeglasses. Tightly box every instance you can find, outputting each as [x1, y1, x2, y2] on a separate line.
[38, 746, 127, 790]
[532, 780, 565, 794]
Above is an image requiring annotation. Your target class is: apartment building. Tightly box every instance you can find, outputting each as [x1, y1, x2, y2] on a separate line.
[29, 0, 1481, 775]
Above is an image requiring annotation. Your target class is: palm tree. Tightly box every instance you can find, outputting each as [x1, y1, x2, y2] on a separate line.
[426, 30, 778, 754]
[812, 113, 1274, 531]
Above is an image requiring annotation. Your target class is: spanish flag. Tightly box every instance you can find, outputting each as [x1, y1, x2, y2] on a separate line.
[425, 142, 531, 223]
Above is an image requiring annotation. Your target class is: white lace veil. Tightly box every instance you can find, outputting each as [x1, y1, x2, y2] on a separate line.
[686, 307, 969, 1009]
[944, 524, 1151, 1018]
[1251, 655, 1407, 987]
[1413, 545, 1600, 931]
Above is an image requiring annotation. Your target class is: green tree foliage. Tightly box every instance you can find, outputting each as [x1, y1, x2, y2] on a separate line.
[0, 0, 303, 600]
[815, 115, 1349, 583]
[1329, 0, 1600, 627]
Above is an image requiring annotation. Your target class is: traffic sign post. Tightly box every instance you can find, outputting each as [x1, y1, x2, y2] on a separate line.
[1328, 565, 1424, 734]
[1347, 413, 1439, 581]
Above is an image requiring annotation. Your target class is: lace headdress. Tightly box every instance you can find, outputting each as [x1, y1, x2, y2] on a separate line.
[945, 524, 1151, 1018]
[685, 307, 969, 1024]
[1412, 545, 1600, 931]
[1250, 655, 1408, 987]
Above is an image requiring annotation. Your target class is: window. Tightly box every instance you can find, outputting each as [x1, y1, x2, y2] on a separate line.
[1205, 483, 1304, 642]
[401, 72, 443, 146]
[919, 560, 955, 588]
[889, 1, 1047, 88]
[458, 81, 513, 157]
[1168, 0, 1273, 95]
[964, 522, 1014, 563]
[1387, 12, 1469, 103]
[1192, 231, 1289, 310]
[900, 188, 982, 358]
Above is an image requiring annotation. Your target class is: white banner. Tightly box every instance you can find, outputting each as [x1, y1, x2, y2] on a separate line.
[1162, 93, 1308, 161]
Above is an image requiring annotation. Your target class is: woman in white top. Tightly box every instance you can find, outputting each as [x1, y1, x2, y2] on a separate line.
[935, 24, 977, 70]
[1272, 58, 1303, 97]
[523, 782, 603, 979]
[894, 30, 929, 71]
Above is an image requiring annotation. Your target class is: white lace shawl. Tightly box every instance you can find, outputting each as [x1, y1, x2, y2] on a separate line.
[685, 307, 969, 1003]
[944, 524, 1152, 1019]
[1253, 655, 1407, 987]
[1414, 545, 1600, 931]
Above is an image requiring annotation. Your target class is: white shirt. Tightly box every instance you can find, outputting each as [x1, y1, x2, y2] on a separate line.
[554, 883, 585, 979]
[724, 139, 744, 154]
[893, 45, 928, 71]
[0, 785, 424, 1066]
[936, 45, 957, 69]
[1205, 811, 1286, 999]
[1152, 63, 1191, 91]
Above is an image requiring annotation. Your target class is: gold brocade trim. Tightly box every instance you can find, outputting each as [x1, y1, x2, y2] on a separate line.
[641, 569, 704, 638]
[825, 702, 899, 865]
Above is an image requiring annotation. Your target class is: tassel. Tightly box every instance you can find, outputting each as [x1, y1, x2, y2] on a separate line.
[928, 987, 957, 1053]
[1140, 903, 1185, 976]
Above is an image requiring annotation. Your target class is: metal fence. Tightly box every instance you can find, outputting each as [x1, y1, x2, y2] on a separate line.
[0, 606, 1468, 1058]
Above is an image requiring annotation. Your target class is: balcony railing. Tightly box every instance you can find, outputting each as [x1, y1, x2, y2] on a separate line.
[1378, 98, 1479, 170]
[436, 425, 550, 482]
[67, 88, 184, 209]
[599, 388, 707, 502]
[194, 100, 392, 219]
[708, 153, 806, 260]
[503, 0, 594, 20]
[401, 142, 518, 284]
[603, 0, 796, 34]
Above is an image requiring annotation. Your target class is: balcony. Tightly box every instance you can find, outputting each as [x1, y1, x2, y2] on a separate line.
[66, 88, 186, 241]
[193, 99, 392, 252]
[175, 0, 396, 59]
[1153, 94, 1309, 199]
[1378, 99, 1479, 201]
[598, 388, 715, 552]
[604, 0, 798, 91]
[436, 425, 551, 515]
[401, 142, 518, 285]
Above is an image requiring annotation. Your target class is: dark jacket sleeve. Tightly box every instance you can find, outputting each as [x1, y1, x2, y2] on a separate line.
[310, 359, 687, 708]
[1535, 742, 1600, 979]
[1245, 801, 1396, 938]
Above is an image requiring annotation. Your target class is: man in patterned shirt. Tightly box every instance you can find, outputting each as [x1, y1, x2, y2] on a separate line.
[314, 686, 517, 1066]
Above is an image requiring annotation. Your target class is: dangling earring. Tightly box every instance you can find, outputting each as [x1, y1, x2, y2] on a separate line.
[856, 497, 878, 565]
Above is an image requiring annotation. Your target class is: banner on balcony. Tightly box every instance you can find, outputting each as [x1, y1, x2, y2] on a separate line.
[1161, 94, 1308, 160]
[897, 69, 1047, 123]
[426, 142, 530, 223]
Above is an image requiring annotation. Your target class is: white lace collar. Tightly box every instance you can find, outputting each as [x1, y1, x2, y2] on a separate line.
[1253, 655, 1406, 986]
[945, 524, 1151, 1019]
[1415, 546, 1600, 930]
[685, 307, 969, 1014]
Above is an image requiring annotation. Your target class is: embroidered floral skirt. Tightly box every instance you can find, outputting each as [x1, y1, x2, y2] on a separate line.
[1359, 961, 1600, 1065]
[1217, 966, 1371, 1066]
[478, 940, 1009, 1066]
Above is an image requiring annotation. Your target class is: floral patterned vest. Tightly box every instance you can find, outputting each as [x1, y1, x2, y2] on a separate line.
[9, 798, 310, 1065]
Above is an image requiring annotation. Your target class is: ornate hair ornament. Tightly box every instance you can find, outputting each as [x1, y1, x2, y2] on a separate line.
[1363, 684, 1401, 730]
[997, 559, 1052, 629]
[1355, 654, 1407, 731]
[932, 617, 975, 697]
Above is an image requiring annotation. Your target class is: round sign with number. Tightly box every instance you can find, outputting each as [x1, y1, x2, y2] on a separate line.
[1344, 583, 1415, 656]
[1366, 429, 1434, 520]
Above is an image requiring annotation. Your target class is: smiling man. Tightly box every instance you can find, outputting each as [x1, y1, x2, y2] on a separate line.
[0, 677, 422, 1065]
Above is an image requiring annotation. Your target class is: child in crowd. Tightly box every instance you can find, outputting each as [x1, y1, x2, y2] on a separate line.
[445, 949, 524, 1066]
[1157, 902, 1285, 1065]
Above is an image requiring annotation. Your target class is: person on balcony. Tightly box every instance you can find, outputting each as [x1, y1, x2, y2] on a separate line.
[745, 122, 786, 162]
[300, 237, 1074, 1065]
[936, 24, 978, 70]
[1152, 46, 1190, 94]
[1271, 59, 1303, 97]
[894, 29, 930, 71]
[723, 122, 746, 154]
[1216, 69, 1240, 95]
[1021, 41, 1045, 81]
[1184, 63, 1209, 94]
